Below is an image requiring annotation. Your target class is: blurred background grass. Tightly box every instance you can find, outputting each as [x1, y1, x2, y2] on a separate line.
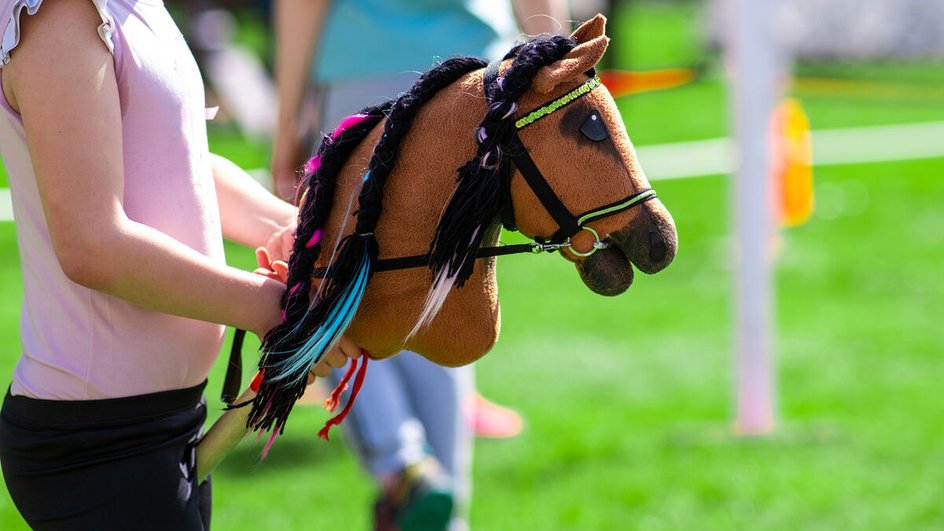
[1, 1, 943, 529]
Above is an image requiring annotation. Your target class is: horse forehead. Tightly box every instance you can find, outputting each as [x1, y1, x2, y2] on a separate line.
[519, 83, 629, 140]
[522, 88, 638, 169]
[515, 88, 653, 214]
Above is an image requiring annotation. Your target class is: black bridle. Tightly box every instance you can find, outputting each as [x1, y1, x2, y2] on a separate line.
[221, 62, 658, 402]
[484, 59, 657, 254]
[350, 60, 659, 271]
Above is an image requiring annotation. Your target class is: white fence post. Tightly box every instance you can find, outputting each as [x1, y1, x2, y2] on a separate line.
[727, 0, 783, 434]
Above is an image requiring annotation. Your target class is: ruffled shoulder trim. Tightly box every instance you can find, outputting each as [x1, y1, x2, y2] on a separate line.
[1, 0, 115, 67]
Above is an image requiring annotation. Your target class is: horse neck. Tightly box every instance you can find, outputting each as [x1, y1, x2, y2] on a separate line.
[332, 69, 505, 363]
[373, 69, 501, 259]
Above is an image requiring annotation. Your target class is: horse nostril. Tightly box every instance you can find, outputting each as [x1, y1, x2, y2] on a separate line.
[648, 231, 666, 263]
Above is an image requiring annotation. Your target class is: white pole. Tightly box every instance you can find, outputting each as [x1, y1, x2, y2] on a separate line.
[727, 0, 781, 434]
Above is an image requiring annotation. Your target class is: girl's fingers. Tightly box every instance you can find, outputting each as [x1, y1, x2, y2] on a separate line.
[252, 267, 279, 279]
[304, 336, 365, 384]
[322, 348, 347, 369]
[255, 247, 272, 270]
[271, 260, 289, 282]
[310, 360, 331, 379]
[253, 249, 288, 282]
[308, 343, 355, 382]
[336, 335, 363, 360]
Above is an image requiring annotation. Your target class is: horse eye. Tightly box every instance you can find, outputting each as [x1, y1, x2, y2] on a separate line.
[580, 110, 609, 141]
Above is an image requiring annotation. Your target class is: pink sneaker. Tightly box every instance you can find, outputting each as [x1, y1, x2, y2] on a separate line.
[473, 393, 524, 439]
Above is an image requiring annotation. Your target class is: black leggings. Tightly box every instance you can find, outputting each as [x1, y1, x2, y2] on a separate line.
[0, 382, 212, 530]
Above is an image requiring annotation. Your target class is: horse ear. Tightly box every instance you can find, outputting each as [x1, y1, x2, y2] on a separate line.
[532, 14, 609, 94]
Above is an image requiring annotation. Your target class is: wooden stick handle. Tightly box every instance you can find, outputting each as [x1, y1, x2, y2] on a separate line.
[196, 386, 256, 483]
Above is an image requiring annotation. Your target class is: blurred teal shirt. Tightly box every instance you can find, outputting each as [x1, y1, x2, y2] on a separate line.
[314, 0, 518, 83]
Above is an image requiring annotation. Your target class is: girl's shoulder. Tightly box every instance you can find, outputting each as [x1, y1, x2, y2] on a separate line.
[1, 0, 115, 68]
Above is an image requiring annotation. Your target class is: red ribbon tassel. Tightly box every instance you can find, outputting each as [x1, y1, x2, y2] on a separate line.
[318, 353, 369, 441]
[323, 358, 358, 412]
[249, 370, 264, 393]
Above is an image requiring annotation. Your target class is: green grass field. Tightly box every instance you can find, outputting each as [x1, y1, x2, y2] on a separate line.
[2, 2, 944, 529]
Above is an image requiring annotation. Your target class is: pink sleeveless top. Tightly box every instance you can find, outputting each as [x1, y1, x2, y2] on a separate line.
[0, 0, 226, 399]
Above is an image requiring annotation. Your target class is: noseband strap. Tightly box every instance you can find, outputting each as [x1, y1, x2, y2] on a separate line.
[577, 189, 657, 226]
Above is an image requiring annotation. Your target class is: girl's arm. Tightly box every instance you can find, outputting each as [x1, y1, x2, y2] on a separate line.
[212, 153, 297, 261]
[5, 0, 283, 339]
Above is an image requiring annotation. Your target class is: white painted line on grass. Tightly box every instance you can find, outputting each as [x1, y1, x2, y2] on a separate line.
[0, 188, 10, 222]
[637, 120, 944, 181]
[636, 137, 732, 181]
[812, 121, 944, 166]
[1, 120, 943, 222]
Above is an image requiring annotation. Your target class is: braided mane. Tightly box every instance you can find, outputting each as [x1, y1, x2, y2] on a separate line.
[417, 34, 577, 332]
[250, 56, 487, 436]
[212, 16, 680, 460]
[248, 34, 579, 439]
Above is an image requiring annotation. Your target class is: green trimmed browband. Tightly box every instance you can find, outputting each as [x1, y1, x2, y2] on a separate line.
[515, 76, 603, 129]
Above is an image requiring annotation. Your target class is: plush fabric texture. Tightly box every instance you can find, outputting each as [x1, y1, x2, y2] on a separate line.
[250, 58, 494, 434]
[531, 15, 610, 94]
[247, 13, 679, 440]
[311, 14, 676, 367]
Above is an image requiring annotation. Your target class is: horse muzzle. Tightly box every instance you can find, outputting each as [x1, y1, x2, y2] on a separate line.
[573, 201, 677, 296]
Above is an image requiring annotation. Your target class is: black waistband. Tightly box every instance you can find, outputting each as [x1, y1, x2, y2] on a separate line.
[2, 381, 207, 429]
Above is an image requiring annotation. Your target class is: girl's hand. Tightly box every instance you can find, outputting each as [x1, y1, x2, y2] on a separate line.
[261, 218, 297, 266]
[254, 247, 289, 282]
[309, 335, 362, 382]
[253, 247, 362, 383]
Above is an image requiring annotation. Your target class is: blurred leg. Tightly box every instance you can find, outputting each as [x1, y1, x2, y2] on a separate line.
[397, 352, 474, 512]
[327, 358, 428, 478]
[318, 75, 471, 531]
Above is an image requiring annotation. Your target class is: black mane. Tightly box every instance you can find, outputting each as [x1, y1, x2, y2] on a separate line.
[247, 34, 578, 437]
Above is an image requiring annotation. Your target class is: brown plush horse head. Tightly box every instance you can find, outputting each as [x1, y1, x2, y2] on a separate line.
[248, 15, 677, 435]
